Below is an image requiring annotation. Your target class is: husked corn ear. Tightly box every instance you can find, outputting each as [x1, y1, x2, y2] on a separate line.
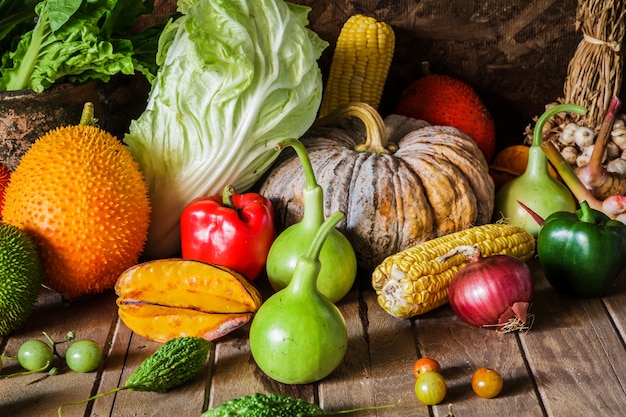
[319, 14, 395, 118]
[372, 223, 535, 319]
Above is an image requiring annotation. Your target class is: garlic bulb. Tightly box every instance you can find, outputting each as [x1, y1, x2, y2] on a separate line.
[561, 146, 579, 165]
[607, 158, 626, 176]
[550, 116, 626, 176]
[611, 125, 626, 150]
[576, 144, 595, 167]
[573, 126, 595, 148]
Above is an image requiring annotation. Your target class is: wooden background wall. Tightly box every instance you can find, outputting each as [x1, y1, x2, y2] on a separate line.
[134, 0, 599, 148]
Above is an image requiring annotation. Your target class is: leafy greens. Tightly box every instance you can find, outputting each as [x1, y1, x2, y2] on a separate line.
[124, 0, 328, 259]
[0, 0, 162, 92]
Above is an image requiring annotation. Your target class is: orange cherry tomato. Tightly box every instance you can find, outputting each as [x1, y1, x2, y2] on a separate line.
[471, 367, 504, 398]
[413, 357, 441, 378]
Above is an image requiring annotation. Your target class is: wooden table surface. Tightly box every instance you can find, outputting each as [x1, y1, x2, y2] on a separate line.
[1, 259, 626, 417]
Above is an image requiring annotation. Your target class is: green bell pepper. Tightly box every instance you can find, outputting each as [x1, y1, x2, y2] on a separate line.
[537, 200, 626, 297]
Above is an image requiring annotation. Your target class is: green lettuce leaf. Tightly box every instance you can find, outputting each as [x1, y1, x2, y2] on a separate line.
[0, 0, 155, 92]
[124, 0, 328, 259]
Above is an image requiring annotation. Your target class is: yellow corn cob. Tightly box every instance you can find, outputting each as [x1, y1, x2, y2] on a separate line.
[372, 223, 536, 319]
[318, 14, 395, 118]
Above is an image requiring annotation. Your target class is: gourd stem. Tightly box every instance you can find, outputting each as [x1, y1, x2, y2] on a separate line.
[287, 211, 344, 295]
[327, 399, 401, 415]
[305, 211, 345, 260]
[525, 103, 586, 180]
[276, 138, 319, 191]
[275, 138, 325, 229]
[315, 102, 397, 154]
[532, 103, 586, 147]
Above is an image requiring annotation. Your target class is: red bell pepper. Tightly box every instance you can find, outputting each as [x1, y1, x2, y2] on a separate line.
[180, 185, 275, 281]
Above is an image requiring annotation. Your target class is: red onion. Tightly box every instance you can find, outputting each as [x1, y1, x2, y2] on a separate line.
[447, 247, 533, 332]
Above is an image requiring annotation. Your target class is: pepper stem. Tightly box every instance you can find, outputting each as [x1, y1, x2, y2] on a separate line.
[578, 200, 595, 224]
[315, 102, 397, 154]
[221, 185, 236, 209]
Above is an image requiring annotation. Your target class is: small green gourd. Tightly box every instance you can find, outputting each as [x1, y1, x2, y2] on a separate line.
[493, 103, 586, 237]
[250, 211, 349, 384]
[58, 336, 212, 416]
[265, 138, 357, 303]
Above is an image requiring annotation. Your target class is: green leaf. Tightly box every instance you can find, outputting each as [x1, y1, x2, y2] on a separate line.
[0, 0, 158, 92]
[44, 0, 82, 31]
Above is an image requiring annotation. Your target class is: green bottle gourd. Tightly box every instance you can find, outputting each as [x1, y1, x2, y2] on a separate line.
[265, 138, 357, 303]
[493, 103, 587, 237]
[250, 211, 349, 385]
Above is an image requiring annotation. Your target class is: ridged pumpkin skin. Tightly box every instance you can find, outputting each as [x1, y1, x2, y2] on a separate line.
[259, 106, 495, 271]
[3, 124, 151, 299]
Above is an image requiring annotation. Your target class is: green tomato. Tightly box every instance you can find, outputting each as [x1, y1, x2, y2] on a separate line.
[415, 371, 447, 405]
[18, 340, 53, 372]
[65, 340, 102, 373]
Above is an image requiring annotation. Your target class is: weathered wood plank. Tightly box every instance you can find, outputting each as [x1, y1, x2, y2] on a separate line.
[409, 279, 544, 417]
[0, 289, 118, 417]
[600, 271, 626, 401]
[518, 262, 626, 417]
[105, 329, 207, 417]
[3, 260, 626, 416]
[312, 291, 420, 417]
[91, 317, 133, 416]
[601, 267, 626, 345]
[361, 288, 428, 416]
[317, 289, 379, 415]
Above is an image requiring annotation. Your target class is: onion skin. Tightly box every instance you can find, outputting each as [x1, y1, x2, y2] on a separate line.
[448, 253, 533, 330]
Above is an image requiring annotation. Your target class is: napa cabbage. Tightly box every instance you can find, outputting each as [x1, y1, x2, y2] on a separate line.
[124, 0, 328, 258]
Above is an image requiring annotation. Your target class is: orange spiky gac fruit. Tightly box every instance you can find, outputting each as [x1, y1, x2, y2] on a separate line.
[395, 74, 497, 163]
[3, 121, 151, 300]
[0, 164, 11, 218]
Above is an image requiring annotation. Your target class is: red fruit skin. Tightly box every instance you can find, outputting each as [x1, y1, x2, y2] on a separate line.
[0, 164, 11, 218]
[395, 74, 497, 163]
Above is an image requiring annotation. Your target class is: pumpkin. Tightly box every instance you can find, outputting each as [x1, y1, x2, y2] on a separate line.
[258, 103, 495, 271]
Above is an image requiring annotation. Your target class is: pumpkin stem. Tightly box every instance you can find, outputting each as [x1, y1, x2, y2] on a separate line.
[315, 102, 397, 155]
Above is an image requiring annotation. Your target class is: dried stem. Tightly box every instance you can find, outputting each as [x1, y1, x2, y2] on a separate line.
[563, 0, 626, 128]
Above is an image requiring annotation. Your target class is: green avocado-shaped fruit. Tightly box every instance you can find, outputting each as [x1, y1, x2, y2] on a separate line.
[0, 222, 42, 336]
